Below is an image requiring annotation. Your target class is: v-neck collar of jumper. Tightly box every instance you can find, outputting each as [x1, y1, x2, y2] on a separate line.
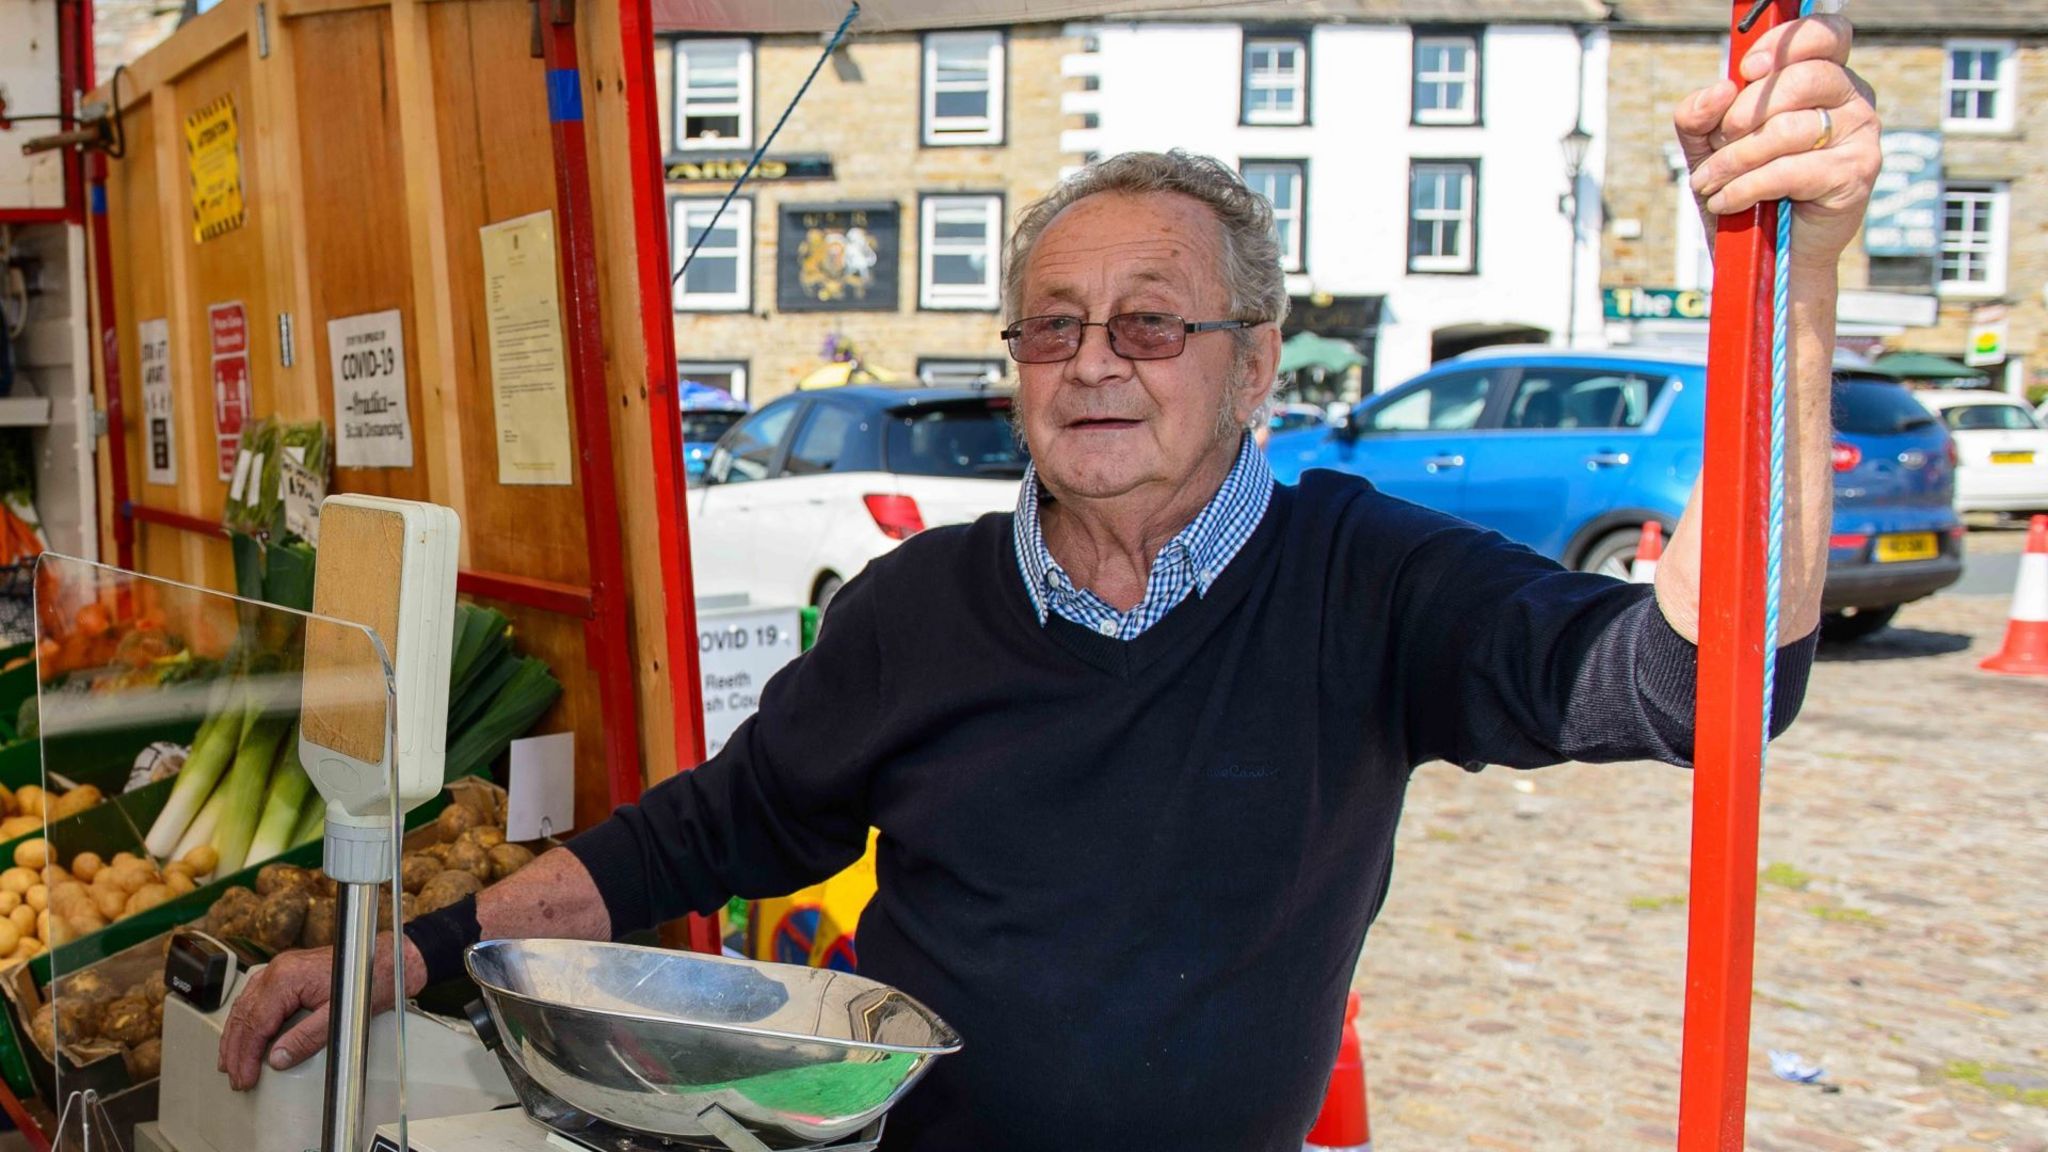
[1012, 432, 1275, 643]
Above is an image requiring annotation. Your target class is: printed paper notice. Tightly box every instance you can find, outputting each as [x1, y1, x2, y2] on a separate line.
[183, 93, 246, 243]
[507, 732, 575, 840]
[139, 319, 177, 486]
[480, 212, 574, 486]
[328, 309, 415, 468]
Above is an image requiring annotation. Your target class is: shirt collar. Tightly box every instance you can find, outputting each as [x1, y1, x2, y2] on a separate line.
[1012, 432, 1274, 625]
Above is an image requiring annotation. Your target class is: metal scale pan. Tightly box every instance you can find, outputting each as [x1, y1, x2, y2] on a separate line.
[465, 940, 962, 1151]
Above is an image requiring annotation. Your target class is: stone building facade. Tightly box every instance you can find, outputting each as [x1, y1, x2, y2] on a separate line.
[653, 27, 1078, 404]
[1601, 1, 2047, 397]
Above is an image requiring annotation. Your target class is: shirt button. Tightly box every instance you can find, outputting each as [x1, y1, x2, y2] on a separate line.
[1096, 619, 1118, 637]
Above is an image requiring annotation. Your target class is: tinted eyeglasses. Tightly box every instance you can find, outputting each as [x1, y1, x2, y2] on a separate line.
[1000, 313, 1264, 364]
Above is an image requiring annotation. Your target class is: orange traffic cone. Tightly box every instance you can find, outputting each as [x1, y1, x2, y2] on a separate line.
[1304, 992, 1371, 1151]
[1630, 521, 1664, 584]
[1980, 514, 2048, 676]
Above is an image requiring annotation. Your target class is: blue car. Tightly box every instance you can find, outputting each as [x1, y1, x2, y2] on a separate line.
[1265, 348, 1963, 640]
[680, 380, 750, 482]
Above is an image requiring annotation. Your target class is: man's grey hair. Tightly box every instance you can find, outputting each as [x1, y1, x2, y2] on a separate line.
[1003, 150, 1290, 430]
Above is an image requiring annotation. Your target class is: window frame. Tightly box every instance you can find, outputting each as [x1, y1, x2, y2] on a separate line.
[916, 358, 1008, 388]
[1411, 27, 1482, 127]
[670, 195, 754, 312]
[1406, 158, 1481, 276]
[921, 30, 1007, 147]
[1937, 182, 2009, 298]
[671, 37, 756, 153]
[677, 360, 751, 405]
[1942, 39, 2016, 134]
[1239, 30, 1311, 127]
[1240, 158, 1308, 274]
[916, 193, 1005, 312]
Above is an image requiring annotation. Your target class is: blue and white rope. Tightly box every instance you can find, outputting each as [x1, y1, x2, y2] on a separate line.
[1762, 0, 1821, 768]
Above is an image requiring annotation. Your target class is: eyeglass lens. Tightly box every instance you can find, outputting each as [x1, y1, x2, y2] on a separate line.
[1008, 313, 1186, 363]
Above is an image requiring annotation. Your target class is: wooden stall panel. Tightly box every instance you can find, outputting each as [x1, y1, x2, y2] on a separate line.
[429, 0, 591, 588]
[168, 42, 268, 592]
[105, 98, 162, 544]
[466, 599, 608, 830]
[290, 7, 430, 503]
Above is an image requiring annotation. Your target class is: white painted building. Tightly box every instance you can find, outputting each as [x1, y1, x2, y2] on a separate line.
[1064, 5, 1609, 393]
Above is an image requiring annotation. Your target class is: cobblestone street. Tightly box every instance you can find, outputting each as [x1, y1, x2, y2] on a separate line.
[1356, 528, 2047, 1151]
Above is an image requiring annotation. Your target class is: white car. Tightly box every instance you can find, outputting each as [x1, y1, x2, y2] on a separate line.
[1915, 390, 2048, 515]
[689, 386, 1025, 611]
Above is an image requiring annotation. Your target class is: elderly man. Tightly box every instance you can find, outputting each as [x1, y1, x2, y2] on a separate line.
[224, 15, 1880, 1150]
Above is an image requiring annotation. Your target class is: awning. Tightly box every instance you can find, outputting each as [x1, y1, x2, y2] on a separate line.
[1870, 351, 1986, 381]
[653, 1, 1411, 34]
[1278, 331, 1365, 376]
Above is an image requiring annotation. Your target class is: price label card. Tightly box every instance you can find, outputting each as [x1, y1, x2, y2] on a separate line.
[507, 732, 575, 841]
[281, 452, 326, 544]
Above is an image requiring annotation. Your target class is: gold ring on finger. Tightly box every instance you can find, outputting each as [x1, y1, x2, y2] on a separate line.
[1809, 107, 1833, 152]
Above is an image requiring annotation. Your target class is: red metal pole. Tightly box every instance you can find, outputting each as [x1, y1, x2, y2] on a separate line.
[618, 0, 719, 956]
[90, 153, 133, 571]
[1676, 4, 1794, 1149]
[537, 5, 646, 814]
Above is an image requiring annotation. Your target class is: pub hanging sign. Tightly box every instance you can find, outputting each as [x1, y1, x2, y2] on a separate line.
[666, 154, 834, 184]
[777, 202, 900, 313]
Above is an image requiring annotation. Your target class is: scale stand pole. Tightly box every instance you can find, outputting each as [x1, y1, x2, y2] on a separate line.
[321, 879, 382, 1151]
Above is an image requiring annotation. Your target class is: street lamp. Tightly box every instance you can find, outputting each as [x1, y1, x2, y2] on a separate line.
[1559, 123, 1593, 347]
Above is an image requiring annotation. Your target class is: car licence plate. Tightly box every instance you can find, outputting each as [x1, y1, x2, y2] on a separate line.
[1990, 450, 2036, 465]
[1874, 532, 1938, 563]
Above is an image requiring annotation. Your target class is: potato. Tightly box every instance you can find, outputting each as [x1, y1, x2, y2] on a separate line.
[165, 871, 196, 896]
[56, 995, 102, 1045]
[486, 843, 535, 881]
[99, 865, 148, 896]
[164, 861, 194, 880]
[400, 855, 440, 895]
[14, 786, 43, 818]
[63, 969, 116, 1005]
[459, 826, 507, 851]
[14, 938, 39, 960]
[443, 840, 491, 884]
[254, 888, 311, 953]
[435, 804, 479, 840]
[0, 816, 39, 839]
[202, 886, 262, 940]
[25, 885, 45, 913]
[415, 870, 482, 914]
[181, 845, 219, 876]
[69, 852, 104, 883]
[143, 971, 167, 1006]
[373, 890, 416, 932]
[255, 864, 312, 898]
[0, 891, 18, 916]
[28, 1003, 53, 1057]
[0, 784, 13, 816]
[12, 839, 48, 871]
[111, 852, 139, 869]
[9, 904, 34, 937]
[125, 1036, 163, 1080]
[35, 909, 46, 942]
[124, 884, 172, 917]
[49, 786, 102, 821]
[93, 886, 127, 921]
[0, 920, 19, 955]
[0, 868, 32, 895]
[98, 995, 154, 1045]
[301, 896, 337, 948]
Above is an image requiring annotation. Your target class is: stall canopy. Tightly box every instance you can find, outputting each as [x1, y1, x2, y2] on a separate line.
[654, 0, 1323, 32]
[1279, 331, 1366, 376]
[1871, 351, 1986, 382]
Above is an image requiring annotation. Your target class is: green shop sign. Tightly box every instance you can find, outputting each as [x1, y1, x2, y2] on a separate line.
[1603, 286, 1710, 321]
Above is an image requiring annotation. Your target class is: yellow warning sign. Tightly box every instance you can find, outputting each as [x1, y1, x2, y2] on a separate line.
[183, 94, 246, 243]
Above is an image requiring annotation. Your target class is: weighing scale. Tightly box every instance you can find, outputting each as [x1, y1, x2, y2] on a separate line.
[136, 496, 961, 1152]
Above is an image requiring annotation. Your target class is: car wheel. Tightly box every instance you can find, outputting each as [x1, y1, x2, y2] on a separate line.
[812, 573, 844, 616]
[1578, 528, 1649, 581]
[1820, 605, 1899, 642]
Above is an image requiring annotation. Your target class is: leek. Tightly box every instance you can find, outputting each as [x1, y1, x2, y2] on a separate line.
[209, 716, 290, 875]
[143, 705, 244, 857]
[172, 788, 228, 862]
[444, 657, 561, 783]
[290, 789, 327, 848]
[243, 725, 310, 866]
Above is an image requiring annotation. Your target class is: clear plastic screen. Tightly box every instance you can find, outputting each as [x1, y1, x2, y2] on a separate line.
[26, 554, 388, 1142]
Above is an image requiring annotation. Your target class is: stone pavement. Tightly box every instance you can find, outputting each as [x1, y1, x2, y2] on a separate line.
[1353, 528, 2046, 1151]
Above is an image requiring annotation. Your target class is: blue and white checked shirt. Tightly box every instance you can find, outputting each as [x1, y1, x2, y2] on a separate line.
[1013, 433, 1275, 640]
